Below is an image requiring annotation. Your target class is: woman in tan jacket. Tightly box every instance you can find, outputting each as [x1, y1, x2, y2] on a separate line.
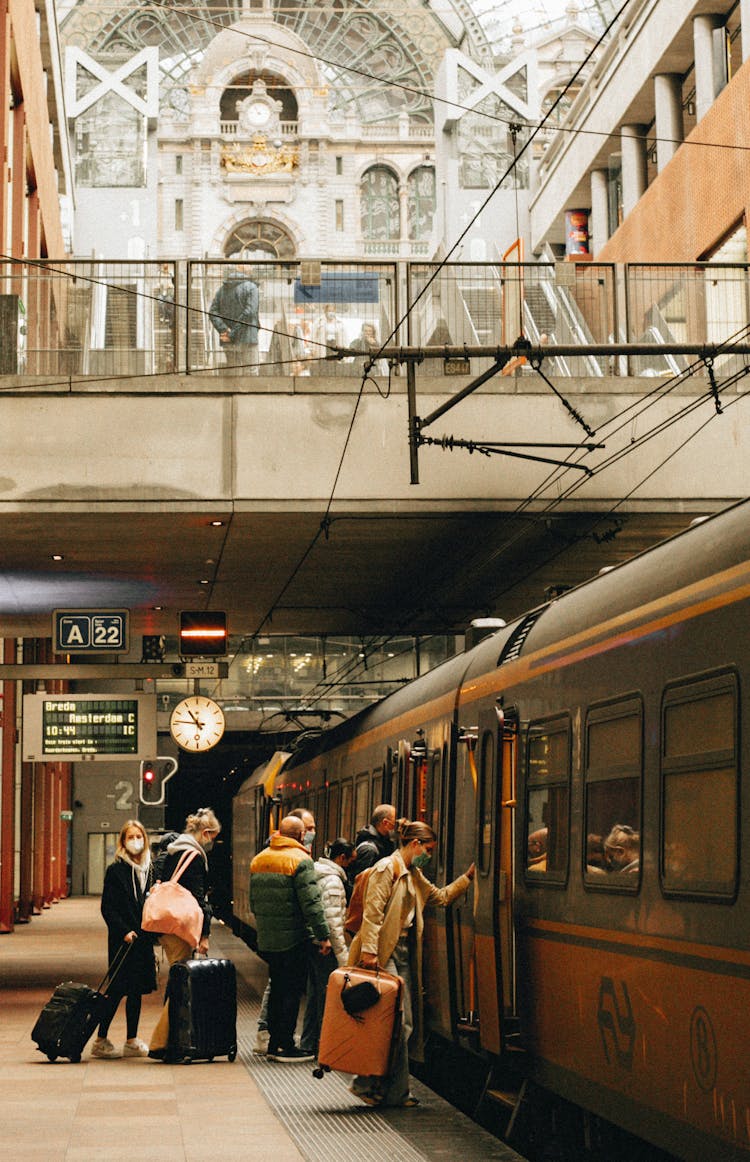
[348, 818, 474, 1108]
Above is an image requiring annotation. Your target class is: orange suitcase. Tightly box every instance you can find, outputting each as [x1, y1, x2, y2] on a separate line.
[314, 966, 402, 1078]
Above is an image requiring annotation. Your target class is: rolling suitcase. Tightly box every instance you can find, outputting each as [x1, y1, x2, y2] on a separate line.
[314, 966, 402, 1079]
[166, 957, 237, 1063]
[31, 943, 131, 1063]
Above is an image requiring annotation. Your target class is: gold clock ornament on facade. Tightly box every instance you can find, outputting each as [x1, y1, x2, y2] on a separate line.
[169, 695, 226, 752]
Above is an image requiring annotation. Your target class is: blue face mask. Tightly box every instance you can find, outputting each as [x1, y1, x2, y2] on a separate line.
[412, 851, 431, 870]
[303, 830, 315, 849]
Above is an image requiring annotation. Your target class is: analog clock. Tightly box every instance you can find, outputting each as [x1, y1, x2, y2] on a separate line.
[169, 695, 225, 752]
[247, 99, 271, 127]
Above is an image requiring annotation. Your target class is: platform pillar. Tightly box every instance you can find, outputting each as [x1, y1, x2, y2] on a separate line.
[0, 638, 17, 932]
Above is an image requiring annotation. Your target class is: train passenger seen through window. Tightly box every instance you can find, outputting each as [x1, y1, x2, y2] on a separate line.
[603, 824, 640, 875]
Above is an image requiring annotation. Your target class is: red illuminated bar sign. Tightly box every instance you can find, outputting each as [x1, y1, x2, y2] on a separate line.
[179, 611, 228, 656]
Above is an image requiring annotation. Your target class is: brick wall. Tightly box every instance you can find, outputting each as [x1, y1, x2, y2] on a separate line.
[598, 60, 750, 263]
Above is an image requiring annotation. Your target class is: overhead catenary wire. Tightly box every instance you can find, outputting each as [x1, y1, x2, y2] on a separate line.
[11, 0, 748, 701]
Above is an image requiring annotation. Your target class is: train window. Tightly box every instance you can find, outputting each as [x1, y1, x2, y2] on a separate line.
[314, 788, 327, 844]
[426, 751, 442, 869]
[371, 767, 383, 808]
[327, 782, 340, 838]
[354, 774, 370, 834]
[479, 730, 495, 875]
[525, 719, 570, 882]
[661, 676, 738, 898]
[340, 778, 353, 840]
[584, 700, 642, 888]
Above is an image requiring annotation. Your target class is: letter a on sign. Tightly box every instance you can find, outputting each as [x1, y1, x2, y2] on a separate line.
[66, 624, 86, 645]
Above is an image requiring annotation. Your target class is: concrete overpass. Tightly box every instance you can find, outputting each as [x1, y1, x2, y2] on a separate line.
[0, 363, 745, 644]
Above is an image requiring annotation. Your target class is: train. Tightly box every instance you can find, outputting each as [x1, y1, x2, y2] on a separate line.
[232, 496, 750, 1162]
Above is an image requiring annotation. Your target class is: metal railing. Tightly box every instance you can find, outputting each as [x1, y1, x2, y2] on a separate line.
[2, 258, 748, 383]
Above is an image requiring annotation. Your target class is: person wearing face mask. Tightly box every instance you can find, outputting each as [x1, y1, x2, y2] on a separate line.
[254, 806, 317, 1054]
[347, 817, 475, 1108]
[91, 820, 158, 1059]
[249, 815, 331, 1062]
[147, 807, 221, 1060]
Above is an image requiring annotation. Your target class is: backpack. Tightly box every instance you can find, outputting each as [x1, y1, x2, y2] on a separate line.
[344, 853, 399, 937]
[344, 868, 371, 937]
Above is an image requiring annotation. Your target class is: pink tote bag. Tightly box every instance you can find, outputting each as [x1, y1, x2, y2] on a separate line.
[142, 849, 204, 949]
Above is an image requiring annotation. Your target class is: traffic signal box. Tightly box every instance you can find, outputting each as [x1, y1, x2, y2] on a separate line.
[179, 611, 227, 656]
[140, 761, 162, 805]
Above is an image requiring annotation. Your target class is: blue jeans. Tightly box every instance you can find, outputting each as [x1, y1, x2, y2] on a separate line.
[352, 938, 413, 1106]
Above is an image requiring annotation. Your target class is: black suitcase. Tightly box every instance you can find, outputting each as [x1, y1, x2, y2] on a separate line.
[31, 944, 130, 1063]
[166, 957, 237, 1063]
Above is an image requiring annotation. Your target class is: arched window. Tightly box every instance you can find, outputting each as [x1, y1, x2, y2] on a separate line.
[223, 219, 296, 259]
[360, 167, 399, 241]
[219, 72, 297, 127]
[407, 166, 435, 241]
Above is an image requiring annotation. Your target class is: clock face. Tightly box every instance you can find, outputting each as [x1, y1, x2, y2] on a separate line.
[247, 100, 271, 126]
[170, 696, 225, 752]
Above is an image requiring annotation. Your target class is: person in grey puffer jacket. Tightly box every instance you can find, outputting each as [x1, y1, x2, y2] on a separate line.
[299, 839, 356, 1056]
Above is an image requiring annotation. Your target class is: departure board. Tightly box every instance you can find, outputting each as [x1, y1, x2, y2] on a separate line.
[22, 693, 157, 761]
[42, 699, 139, 755]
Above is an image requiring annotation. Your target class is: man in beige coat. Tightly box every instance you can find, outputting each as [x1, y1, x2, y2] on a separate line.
[348, 819, 474, 1107]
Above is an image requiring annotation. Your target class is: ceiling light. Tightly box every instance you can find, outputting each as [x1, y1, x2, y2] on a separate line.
[210, 520, 225, 527]
[198, 579, 210, 585]
[51, 554, 64, 561]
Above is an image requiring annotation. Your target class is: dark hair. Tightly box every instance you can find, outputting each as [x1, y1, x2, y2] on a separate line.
[327, 837, 355, 862]
[395, 818, 436, 846]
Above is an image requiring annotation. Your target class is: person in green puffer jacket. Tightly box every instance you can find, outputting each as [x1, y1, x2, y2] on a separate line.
[249, 815, 331, 1061]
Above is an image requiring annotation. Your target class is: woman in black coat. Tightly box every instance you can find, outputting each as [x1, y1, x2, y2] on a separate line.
[91, 820, 157, 1059]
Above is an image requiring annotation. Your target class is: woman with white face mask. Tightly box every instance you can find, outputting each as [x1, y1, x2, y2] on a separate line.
[91, 820, 158, 1059]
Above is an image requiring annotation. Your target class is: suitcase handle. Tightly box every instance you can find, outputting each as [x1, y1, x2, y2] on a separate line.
[96, 939, 134, 995]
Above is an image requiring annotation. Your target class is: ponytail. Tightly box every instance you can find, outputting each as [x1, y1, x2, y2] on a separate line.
[396, 818, 436, 846]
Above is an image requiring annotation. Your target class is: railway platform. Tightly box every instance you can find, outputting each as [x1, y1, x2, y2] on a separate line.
[0, 897, 525, 1162]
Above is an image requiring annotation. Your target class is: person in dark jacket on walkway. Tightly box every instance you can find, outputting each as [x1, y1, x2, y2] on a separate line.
[209, 265, 260, 374]
[351, 803, 396, 876]
[147, 807, 221, 1059]
[92, 819, 157, 1059]
[249, 815, 331, 1062]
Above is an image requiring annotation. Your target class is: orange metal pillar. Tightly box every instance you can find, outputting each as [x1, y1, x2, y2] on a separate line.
[0, 0, 9, 255]
[0, 639, 17, 932]
[17, 638, 42, 922]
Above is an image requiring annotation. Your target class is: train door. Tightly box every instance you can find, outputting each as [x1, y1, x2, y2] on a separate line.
[450, 707, 517, 1053]
[449, 719, 479, 1037]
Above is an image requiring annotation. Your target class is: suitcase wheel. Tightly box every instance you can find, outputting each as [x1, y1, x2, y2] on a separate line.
[228, 1048, 237, 1062]
[46, 1054, 58, 1063]
[312, 1064, 330, 1079]
[70, 1055, 81, 1064]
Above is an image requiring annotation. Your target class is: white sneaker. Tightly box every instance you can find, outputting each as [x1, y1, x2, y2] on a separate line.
[254, 1028, 270, 1054]
[123, 1038, 149, 1057]
[91, 1037, 120, 1059]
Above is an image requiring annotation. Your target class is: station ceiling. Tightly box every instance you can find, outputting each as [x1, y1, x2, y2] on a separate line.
[0, 504, 712, 646]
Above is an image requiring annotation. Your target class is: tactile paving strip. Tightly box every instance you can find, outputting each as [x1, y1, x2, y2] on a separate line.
[236, 991, 429, 1162]
[234, 978, 524, 1162]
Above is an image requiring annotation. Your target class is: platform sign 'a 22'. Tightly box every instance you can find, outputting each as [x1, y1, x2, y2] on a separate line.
[53, 609, 130, 653]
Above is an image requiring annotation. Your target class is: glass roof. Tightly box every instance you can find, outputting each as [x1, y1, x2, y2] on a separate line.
[57, 0, 620, 124]
[472, 0, 618, 56]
